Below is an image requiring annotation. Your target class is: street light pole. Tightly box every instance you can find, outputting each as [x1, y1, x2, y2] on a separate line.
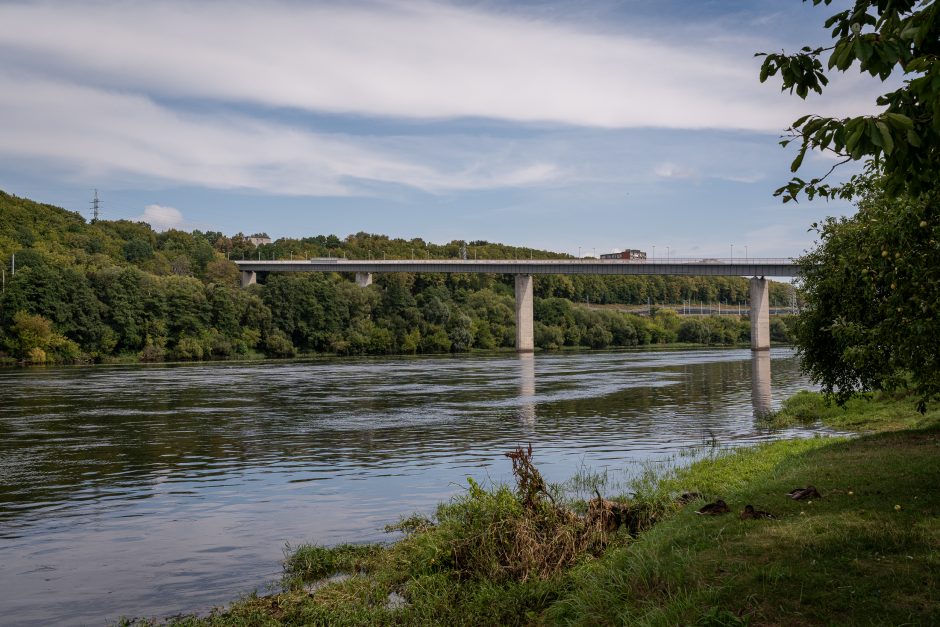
[730, 243, 734, 260]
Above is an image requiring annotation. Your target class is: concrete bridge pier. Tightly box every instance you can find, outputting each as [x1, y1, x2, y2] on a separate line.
[749, 277, 770, 351]
[515, 274, 534, 352]
[355, 272, 373, 287]
[241, 271, 257, 288]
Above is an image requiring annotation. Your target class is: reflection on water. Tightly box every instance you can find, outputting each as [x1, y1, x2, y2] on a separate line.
[517, 353, 536, 428]
[0, 348, 818, 626]
[751, 350, 773, 416]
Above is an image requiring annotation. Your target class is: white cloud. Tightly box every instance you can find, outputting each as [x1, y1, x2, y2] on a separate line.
[0, 1, 884, 202]
[0, 73, 564, 195]
[139, 205, 184, 231]
[0, 0, 882, 131]
[654, 162, 698, 180]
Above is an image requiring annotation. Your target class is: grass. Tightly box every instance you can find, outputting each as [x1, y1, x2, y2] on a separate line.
[761, 390, 940, 432]
[121, 396, 940, 626]
[547, 428, 940, 625]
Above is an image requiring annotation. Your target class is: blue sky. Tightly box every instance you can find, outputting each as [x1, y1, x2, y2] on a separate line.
[0, 0, 878, 258]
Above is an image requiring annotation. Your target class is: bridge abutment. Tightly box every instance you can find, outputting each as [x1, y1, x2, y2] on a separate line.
[749, 277, 770, 351]
[355, 272, 373, 287]
[240, 271, 257, 288]
[515, 274, 534, 352]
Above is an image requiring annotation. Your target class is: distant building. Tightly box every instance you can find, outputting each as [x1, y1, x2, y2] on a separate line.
[600, 249, 647, 260]
[247, 235, 272, 247]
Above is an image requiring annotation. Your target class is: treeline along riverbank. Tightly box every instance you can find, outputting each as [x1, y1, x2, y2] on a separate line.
[0, 190, 794, 364]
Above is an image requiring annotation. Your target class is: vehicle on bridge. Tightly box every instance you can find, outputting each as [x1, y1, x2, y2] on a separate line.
[600, 249, 647, 260]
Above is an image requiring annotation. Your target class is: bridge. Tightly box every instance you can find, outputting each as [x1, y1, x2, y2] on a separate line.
[235, 258, 800, 353]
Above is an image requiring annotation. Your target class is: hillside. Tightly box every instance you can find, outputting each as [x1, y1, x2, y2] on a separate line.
[0, 190, 791, 363]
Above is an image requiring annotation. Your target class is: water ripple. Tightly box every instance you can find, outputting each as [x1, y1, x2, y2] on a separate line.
[0, 348, 818, 626]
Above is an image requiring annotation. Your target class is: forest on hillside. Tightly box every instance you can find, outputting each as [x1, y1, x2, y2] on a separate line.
[0, 190, 794, 363]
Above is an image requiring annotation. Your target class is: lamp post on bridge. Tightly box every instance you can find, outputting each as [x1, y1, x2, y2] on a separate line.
[730, 243, 734, 261]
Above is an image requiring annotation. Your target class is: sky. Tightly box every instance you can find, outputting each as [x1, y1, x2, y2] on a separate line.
[0, 0, 880, 258]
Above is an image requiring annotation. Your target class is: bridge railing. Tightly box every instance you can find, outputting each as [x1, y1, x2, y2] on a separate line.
[235, 258, 799, 265]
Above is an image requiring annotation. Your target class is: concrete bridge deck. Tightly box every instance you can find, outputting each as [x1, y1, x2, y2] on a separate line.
[235, 258, 801, 352]
[234, 258, 799, 277]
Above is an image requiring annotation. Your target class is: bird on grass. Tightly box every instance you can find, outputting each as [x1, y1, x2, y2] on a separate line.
[787, 486, 821, 500]
[739, 504, 774, 520]
[696, 499, 730, 515]
[676, 492, 703, 505]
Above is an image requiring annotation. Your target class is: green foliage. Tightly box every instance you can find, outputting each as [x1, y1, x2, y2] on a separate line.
[284, 544, 382, 584]
[757, 1, 940, 202]
[263, 329, 296, 357]
[122, 238, 154, 262]
[677, 319, 710, 344]
[796, 183, 940, 410]
[3, 311, 81, 362]
[763, 389, 940, 432]
[761, 5, 940, 410]
[0, 190, 790, 365]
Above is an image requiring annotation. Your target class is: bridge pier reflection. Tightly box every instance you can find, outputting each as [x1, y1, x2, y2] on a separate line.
[751, 350, 772, 416]
[517, 352, 536, 427]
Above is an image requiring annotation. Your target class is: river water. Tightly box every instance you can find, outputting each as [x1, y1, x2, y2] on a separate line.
[0, 348, 819, 625]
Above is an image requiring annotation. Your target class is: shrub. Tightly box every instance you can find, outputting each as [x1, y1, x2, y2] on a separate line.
[534, 322, 564, 349]
[26, 346, 47, 364]
[139, 343, 165, 362]
[173, 335, 205, 360]
[264, 328, 296, 357]
[678, 319, 710, 344]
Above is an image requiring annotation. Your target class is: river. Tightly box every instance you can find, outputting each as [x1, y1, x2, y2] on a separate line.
[0, 347, 819, 625]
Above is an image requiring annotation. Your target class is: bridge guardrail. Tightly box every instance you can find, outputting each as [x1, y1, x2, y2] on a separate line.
[234, 258, 798, 265]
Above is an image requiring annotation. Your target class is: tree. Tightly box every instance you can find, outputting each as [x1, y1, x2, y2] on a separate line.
[4, 311, 80, 362]
[122, 238, 154, 262]
[758, 0, 940, 202]
[0, 263, 105, 350]
[761, 2, 940, 410]
[796, 182, 939, 410]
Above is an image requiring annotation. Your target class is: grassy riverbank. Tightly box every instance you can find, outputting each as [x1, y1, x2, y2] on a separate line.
[127, 393, 940, 626]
